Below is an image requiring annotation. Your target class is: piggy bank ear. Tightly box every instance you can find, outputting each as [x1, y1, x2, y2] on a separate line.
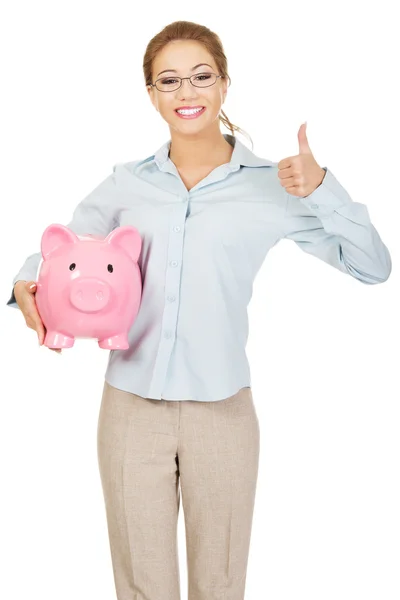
[41, 224, 79, 260]
[105, 226, 142, 262]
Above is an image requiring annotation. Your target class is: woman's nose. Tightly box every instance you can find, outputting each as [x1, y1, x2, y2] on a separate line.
[180, 78, 197, 93]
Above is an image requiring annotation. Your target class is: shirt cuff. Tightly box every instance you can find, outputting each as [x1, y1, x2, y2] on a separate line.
[298, 167, 354, 217]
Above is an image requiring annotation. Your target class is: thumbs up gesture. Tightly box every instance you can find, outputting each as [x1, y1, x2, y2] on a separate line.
[277, 122, 326, 197]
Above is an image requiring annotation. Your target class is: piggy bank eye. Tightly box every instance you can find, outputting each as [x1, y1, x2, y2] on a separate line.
[69, 263, 76, 271]
[108, 264, 113, 273]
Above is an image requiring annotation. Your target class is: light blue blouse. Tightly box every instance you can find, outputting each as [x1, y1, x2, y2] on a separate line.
[7, 133, 392, 401]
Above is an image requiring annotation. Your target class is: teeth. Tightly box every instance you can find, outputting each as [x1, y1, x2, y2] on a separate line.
[177, 107, 203, 114]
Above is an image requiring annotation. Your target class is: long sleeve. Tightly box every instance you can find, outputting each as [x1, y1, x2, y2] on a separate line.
[281, 167, 392, 284]
[6, 167, 120, 309]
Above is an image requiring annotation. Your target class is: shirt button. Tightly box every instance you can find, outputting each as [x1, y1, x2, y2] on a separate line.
[170, 260, 178, 267]
[310, 203, 319, 209]
[167, 295, 176, 302]
[173, 226, 181, 232]
[164, 330, 172, 339]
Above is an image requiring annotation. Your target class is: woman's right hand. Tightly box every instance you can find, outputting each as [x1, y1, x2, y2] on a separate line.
[13, 280, 62, 353]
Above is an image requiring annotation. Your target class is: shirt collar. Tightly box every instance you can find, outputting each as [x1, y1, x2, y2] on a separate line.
[153, 133, 275, 171]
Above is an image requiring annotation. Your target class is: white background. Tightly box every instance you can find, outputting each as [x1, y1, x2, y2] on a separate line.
[1, 2, 399, 599]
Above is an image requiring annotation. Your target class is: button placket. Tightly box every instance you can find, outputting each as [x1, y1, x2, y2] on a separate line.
[160, 203, 187, 345]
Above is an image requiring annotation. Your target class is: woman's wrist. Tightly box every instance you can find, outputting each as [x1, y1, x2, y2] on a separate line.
[14, 280, 26, 290]
[13, 280, 27, 299]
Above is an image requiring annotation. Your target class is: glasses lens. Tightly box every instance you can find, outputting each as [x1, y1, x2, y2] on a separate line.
[156, 77, 181, 92]
[191, 72, 217, 87]
[155, 72, 218, 91]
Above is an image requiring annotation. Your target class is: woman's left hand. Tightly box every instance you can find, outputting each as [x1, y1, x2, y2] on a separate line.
[277, 122, 326, 197]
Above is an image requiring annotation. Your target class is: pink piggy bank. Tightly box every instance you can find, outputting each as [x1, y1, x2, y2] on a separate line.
[35, 223, 142, 350]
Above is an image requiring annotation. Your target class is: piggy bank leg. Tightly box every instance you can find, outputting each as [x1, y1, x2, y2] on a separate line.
[98, 334, 129, 350]
[45, 331, 75, 348]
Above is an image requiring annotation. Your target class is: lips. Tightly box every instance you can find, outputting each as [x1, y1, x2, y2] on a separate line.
[175, 105, 205, 111]
[174, 106, 207, 119]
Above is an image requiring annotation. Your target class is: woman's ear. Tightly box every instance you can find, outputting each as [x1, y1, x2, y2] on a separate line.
[223, 80, 229, 101]
[221, 86, 228, 105]
[147, 85, 158, 112]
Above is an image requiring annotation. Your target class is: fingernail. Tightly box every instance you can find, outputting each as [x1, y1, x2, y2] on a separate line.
[29, 284, 36, 289]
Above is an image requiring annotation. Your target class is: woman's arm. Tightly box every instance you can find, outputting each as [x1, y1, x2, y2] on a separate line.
[281, 167, 392, 284]
[6, 166, 120, 309]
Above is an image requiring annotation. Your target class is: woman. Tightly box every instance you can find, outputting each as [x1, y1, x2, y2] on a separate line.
[7, 20, 391, 600]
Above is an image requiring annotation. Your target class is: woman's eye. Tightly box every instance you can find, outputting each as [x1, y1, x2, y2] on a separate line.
[195, 74, 211, 81]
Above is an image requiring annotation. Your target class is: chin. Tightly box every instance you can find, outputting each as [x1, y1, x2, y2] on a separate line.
[170, 122, 208, 135]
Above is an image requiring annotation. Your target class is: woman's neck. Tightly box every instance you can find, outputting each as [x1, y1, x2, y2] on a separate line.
[168, 131, 233, 169]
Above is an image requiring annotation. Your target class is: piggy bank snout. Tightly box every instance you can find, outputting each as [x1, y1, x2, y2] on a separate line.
[69, 277, 111, 313]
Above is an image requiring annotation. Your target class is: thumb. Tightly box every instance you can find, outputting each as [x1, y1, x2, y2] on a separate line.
[26, 281, 37, 294]
[298, 121, 312, 155]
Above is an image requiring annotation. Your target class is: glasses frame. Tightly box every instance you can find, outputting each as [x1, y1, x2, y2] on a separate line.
[148, 72, 230, 93]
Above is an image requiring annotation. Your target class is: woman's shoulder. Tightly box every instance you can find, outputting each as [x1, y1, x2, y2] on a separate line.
[112, 154, 156, 176]
[113, 157, 148, 172]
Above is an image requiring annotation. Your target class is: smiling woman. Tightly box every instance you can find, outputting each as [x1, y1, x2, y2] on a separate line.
[143, 20, 254, 172]
[144, 21, 249, 139]
[6, 16, 392, 600]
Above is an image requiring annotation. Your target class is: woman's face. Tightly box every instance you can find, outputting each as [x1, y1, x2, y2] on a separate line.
[147, 40, 228, 135]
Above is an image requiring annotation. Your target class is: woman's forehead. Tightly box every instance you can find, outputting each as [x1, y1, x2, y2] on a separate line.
[154, 41, 216, 72]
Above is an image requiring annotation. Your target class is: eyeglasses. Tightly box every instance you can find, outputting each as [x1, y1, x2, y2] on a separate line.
[149, 72, 229, 92]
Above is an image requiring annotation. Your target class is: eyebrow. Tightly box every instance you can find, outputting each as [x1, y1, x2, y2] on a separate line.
[156, 63, 213, 78]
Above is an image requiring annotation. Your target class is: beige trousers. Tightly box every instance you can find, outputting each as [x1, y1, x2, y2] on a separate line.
[97, 379, 260, 600]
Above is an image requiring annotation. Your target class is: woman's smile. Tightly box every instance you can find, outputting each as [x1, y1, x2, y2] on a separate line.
[174, 106, 207, 119]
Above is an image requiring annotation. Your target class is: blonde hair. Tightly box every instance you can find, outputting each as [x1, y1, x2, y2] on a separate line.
[143, 20, 253, 149]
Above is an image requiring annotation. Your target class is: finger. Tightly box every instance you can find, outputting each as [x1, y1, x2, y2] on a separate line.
[24, 281, 60, 352]
[278, 167, 292, 179]
[25, 314, 43, 340]
[280, 176, 296, 188]
[33, 318, 45, 345]
[277, 157, 293, 170]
